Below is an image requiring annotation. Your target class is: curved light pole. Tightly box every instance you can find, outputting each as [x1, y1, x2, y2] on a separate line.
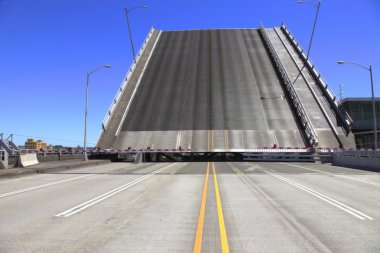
[83, 65, 111, 161]
[298, 0, 321, 58]
[124, 5, 147, 63]
[338, 61, 377, 149]
[293, 0, 321, 85]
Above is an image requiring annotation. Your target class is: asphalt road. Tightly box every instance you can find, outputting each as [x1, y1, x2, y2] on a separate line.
[124, 29, 300, 132]
[1, 162, 380, 252]
[114, 29, 305, 150]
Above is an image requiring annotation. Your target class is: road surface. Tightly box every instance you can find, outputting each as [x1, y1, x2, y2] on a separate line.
[1, 162, 379, 252]
[112, 29, 305, 150]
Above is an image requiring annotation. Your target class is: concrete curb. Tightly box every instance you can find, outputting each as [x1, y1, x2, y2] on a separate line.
[35, 160, 111, 173]
[0, 160, 111, 178]
[0, 168, 38, 178]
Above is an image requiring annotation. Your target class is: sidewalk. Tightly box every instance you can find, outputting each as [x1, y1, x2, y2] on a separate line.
[0, 159, 110, 178]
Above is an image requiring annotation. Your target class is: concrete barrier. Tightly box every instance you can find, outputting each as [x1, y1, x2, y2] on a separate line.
[18, 153, 39, 168]
[134, 152, 143, 164]
[37, 154, 82, 162]
[333, 155, 380, 172]
[0, 161, 6, 169]
[37, 154, 59, 162]
[59, 154, 82, 161]
[0, 150, 7, 169]
[8, 157, 18, 168]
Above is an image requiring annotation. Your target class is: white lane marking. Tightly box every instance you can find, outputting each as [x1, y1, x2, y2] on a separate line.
[55, 164, 176, 218]
[259, 168, 373, 220]
[0, 174, 93, 199]
[176, 131, 182, 149]
[282, 163, 380, 188]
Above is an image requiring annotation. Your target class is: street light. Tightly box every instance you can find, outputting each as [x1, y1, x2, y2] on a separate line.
[292, 0, 321, 85]
[124, 5, 147, 63]
[83, 65, 111, 161]
[338, 61, 377, 149]
[298, 0, 321, 58]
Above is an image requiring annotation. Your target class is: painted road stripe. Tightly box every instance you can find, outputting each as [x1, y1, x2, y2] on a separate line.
[212, 162, 230, 253]
[0, 174, 93, 198]
[55, 164, 176, 217]
[193, 162, 210, 253]
[232, 167, 244, 178]
[208, 130, 214, 151]
[282, 163, 380, 188]
[261, 168, 373, 220]
[211, 130, 214, 150]
[208, 130, 210, 150]
[224, 130, 230, 152]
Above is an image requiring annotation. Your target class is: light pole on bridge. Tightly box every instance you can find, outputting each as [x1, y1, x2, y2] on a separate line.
[297, 0, 321, 58]
[124, 5, 147, 64]
[292, 0, 321, 85]
[338, 61, 377, 150]
[83, 65, 111, 161]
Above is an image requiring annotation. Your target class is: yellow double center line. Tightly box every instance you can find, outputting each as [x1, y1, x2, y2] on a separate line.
[193, 162, 229, 253]
[193, 163, 210, 252]
[213, 162, 230, 252]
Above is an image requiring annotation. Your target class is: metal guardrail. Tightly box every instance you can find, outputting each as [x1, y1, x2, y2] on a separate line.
[101, 26, 156, 131]
[272, 28, 342, 147]
[280, 24, 353, 135]
[11, 148, 337, 163]
[0, 141, 17, 157]
[243, 153, 332, 162]
[91, 148, 310, 154]
[259, 24, 318, 147]
[334, 149, 380, 159]
[18, 149, 84, 156]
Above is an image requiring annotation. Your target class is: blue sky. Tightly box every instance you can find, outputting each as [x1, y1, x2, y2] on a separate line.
[1, 0, 379, 146]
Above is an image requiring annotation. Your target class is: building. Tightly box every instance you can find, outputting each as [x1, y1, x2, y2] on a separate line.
[24, 139, 47, 151]
[341, 97, 380, 148]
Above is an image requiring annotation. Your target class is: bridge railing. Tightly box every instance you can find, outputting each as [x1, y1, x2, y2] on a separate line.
[17, 149, 84, 156]
[334, 149, 380, 159]
[259, 24, 318, 147]
[0, 141, 18, 157]
[280, 23, 353, 135]
[101, 26, 156, 131]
